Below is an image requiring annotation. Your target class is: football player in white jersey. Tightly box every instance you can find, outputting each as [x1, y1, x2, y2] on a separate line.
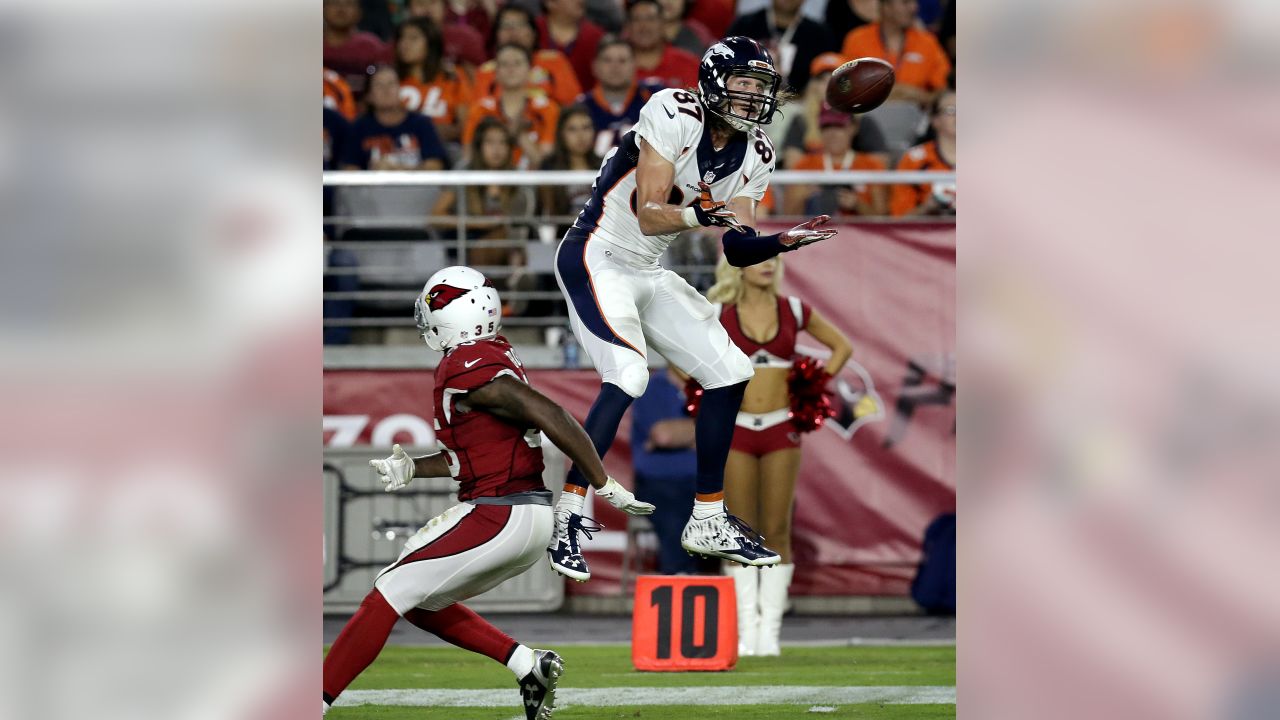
[548, 36, 837, 580]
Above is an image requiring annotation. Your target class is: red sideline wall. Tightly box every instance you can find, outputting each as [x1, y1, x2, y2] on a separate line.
[324, 222, 955, 596]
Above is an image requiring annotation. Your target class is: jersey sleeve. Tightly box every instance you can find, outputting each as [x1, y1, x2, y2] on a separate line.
[440, 342, 520, 393]
[633, 89, 693, 164]
[737, 131, 776, 202]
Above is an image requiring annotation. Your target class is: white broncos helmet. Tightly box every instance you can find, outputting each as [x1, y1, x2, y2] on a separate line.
[414, 266, 502, 351]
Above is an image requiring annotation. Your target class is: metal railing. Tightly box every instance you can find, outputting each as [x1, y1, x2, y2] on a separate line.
[323, 170, 956, 342]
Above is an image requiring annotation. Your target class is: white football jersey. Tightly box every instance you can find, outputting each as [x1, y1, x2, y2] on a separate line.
[569, 88, 777, 264]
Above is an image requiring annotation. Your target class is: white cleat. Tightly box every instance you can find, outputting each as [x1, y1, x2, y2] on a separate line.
[681, 513, 781, 566]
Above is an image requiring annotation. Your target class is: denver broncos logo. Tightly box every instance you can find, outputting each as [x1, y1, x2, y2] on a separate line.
[706, 42, 735, 62]
[426, 283, 469, 311]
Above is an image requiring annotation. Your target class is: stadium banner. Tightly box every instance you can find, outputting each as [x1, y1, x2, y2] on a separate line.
[323, 222, 955, 597]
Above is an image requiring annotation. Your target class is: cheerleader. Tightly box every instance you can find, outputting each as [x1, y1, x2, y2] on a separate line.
[705, 255, 852, 656]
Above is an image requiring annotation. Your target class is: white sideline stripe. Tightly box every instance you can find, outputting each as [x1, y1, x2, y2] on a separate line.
[336, 685, 956, 708]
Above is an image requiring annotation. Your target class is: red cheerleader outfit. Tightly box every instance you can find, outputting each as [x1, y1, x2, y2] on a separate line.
[718, 296, 811, 457]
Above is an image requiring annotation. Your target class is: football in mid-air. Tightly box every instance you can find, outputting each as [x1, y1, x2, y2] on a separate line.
[825, 58, 895, 114]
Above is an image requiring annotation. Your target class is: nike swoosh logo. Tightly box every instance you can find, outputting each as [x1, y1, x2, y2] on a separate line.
[464, 359, 480, 368]
[663, 106, 675, 119]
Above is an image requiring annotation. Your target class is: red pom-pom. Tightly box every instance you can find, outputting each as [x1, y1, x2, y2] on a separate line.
[683, 377, 704, 417]
[788, 355, 836, 433]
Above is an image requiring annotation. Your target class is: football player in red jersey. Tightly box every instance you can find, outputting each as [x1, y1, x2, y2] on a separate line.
[322, 267, 653, 720]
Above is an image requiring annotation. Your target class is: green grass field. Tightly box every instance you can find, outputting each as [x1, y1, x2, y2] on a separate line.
[326, 644, 956, 719]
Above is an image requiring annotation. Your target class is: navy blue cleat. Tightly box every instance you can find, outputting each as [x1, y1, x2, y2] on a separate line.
[681, 512, 781, 566]
[547, 513, 603, 582]
[518, 649, 564, 720]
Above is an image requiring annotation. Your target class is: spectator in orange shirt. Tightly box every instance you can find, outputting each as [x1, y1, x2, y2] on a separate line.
[394, 18, 473, 144]
[462, 44, 561, 167]
[890, 89, 955, 216]
[786, 108, 887, 216]
[626, 0, 700, 89]
[474, 5, 582, 106]
[841, 0, 950, 106]
[324, 0, 393, 94]
[324, 68, 357, 121]
[538, 0, 607, 91]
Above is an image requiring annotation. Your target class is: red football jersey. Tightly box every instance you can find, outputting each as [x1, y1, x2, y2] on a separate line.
[432, 336, 546, 500]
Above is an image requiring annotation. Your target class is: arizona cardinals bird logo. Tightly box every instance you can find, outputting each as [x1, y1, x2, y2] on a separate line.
[426, 283, 469, 311]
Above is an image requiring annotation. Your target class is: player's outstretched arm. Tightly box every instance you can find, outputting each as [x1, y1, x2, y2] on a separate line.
[466, 376, 655, 515]
[720, 214, 839, 267]
[370, 444, 452, 492]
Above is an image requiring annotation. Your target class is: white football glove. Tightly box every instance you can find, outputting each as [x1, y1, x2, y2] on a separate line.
[595, 477, 655, 515]
[370, 443, 415, 492]
[779, 214, 838, 250]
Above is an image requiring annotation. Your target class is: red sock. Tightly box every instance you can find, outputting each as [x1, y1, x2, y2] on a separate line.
[403, 603, 519, 665]
[323, 589, 400, 704]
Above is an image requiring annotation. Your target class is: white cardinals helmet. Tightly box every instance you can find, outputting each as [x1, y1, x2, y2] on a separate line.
[414, 266, 502, 351]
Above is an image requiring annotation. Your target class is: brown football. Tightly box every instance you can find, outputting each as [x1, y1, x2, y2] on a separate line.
[825, 57, 895, 114]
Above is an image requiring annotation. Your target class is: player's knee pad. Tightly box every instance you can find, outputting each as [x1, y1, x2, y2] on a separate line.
[606, 361, 650, 398]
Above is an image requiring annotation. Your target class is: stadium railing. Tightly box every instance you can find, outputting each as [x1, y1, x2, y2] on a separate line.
[322, 170, 956, 358]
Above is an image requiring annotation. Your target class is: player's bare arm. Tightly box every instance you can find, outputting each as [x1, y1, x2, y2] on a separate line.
[466, 376, 608, 488]
[466, 376, 655, 515]
[634, 138, 694, 236]
[719, 205, 839, 267]
[727, 195, 758, 228]
[635, 138, 741, 235]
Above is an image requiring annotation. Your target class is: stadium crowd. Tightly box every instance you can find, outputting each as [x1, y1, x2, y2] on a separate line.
[324, 0, 955, 343]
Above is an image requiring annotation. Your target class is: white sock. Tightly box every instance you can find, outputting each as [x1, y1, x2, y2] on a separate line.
[692, 499, 724, 519]
[506, 644, 536, 677]
[557, 489, 585, 516]
[323, 700, 330, 716]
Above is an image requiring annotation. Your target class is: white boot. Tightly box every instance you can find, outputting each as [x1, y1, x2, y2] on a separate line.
[725, 563, 760, 657]
[756, 563, 794, 657]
